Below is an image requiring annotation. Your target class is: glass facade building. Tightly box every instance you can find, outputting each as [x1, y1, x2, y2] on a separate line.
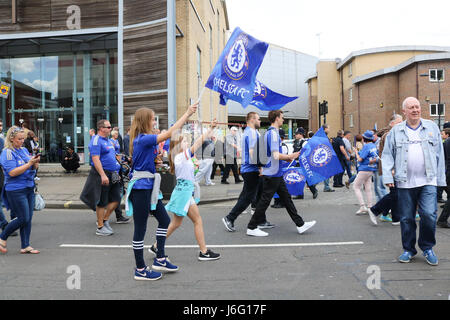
[0, 35, 118, 163]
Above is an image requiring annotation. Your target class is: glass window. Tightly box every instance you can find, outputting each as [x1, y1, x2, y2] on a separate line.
[429, 69, 444, 82]
[430, 103, 445, 116]
[349, 88, 353, 102]
[0, 49, 117, 163]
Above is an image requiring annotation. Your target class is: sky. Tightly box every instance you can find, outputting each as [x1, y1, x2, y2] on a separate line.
[226, 0, 450, 60]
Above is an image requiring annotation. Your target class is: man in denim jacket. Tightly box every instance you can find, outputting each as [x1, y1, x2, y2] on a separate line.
[382, 97, 445, 266]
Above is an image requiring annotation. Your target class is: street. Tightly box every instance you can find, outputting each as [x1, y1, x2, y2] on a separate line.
[0, 186, 449, 300]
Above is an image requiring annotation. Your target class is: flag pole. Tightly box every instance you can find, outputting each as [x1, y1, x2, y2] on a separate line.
[196, 86, 206, 141]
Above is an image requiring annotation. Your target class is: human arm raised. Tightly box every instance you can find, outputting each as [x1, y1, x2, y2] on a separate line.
[190, 119, 218, 155]
[156, 103, 198, 144]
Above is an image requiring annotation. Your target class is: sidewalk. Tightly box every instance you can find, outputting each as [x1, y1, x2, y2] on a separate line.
[37, 164, 244, 209]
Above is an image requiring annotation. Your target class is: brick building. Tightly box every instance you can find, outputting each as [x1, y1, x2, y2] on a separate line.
[307, 46, 450, 135]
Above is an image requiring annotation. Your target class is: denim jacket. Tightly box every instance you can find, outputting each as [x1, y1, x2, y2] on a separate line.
[381, 119, 446, 186]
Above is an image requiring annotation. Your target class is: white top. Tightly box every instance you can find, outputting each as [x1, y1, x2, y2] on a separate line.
[174, 149, 195, 182]
[397, 124, 437, 189]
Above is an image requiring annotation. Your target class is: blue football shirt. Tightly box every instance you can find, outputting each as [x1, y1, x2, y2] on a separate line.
[0, 147, 36, 191]
[89, 135, 120, 172]
[131, 134, 158, 189]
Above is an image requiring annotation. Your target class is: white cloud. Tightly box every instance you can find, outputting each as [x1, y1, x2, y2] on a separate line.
[10, 57, 38, 74]
[23, 77, 58, 98]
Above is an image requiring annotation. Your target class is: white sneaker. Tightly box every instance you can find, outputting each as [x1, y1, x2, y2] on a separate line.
[392, 221, 400, 226]
[246, 228, 268, 237]
[96, 227, 113, 236]
[103, 220, 114, 233]
[356, 206, 368, 215]
[367, 208, 378, 226]
[297, 220, 316, 234]
[205, 182, 215, 186]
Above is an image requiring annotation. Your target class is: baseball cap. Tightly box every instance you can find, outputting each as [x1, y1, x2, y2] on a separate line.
[295, 127, 305, 135]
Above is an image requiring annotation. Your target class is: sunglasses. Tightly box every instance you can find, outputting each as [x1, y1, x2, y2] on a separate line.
[102, 126, 112, 129]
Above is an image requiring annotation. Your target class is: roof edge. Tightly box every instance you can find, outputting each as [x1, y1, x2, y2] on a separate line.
[352, 52, 450, 84]
[337, 45, 450, 70]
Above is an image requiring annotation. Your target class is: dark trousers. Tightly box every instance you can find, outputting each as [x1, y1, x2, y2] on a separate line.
[333, 158, 345, 186]
[438, 174, 450, 223]
[115, 183, 125, 219]
[251, 176, 263, 209]
[437, 186, 446, 200]
[308, 183, 318, 195]
[211, 162, 225, 179]
[61, 160, 80, 172]
[370, 186, 399, 222]
[222, 158, 240, 182]
[227, 172, 263, 222]
[130, 190, 171, 268]
[248, 176, 304, 230]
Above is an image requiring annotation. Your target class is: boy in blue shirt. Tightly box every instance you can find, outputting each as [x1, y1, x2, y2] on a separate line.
[246, 110, 316, 237]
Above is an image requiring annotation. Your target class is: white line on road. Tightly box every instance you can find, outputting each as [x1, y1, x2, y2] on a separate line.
[60, 241, 364, 249]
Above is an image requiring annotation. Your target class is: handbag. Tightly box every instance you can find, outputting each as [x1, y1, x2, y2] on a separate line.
[111, 171, 121, 184]
[34, 188, 45, 211]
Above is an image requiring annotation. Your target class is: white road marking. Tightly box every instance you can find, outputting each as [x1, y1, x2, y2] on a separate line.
[60, 241, 364, 249]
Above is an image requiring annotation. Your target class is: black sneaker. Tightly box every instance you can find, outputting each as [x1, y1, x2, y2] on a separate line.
[437, 221, 450, 228]
[222, 217, 236, 232]
[257, 221, 275, 229]
[313, 190, 319, 199]
[198, 249, 221, 261]
[221, 181, 229, 184]
[116, 216, 131, 224]
[148, 243, 158, 256]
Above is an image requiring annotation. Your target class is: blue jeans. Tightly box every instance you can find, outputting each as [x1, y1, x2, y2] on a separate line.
[397, 186, 437, 255]
[0, 187, 35, 249]
[373, 171, 388, 201]
[323, 178, 332, 191]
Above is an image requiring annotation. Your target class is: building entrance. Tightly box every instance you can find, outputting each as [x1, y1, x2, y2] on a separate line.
[0, 37, 118, 162]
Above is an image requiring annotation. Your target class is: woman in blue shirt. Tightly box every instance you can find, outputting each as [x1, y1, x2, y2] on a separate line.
[0, 126, 40, 254]
[352, 130, 378, 215]
[128, 102, 197, 281]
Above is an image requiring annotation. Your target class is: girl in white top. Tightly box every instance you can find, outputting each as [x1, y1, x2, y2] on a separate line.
[151, 120, 221, 261]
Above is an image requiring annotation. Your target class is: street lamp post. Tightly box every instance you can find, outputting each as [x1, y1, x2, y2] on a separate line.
[420, 70, 444, 129]
[438, 77, 442, 129]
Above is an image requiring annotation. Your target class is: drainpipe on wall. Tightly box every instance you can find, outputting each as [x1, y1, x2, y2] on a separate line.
[357, 83, 361, 134]
[167, 0, 176, 126]
[340, 68, 345, 130]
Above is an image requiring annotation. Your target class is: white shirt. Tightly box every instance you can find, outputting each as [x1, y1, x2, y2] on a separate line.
[397, 124, 437, 188]
[174, 149, 195, 182]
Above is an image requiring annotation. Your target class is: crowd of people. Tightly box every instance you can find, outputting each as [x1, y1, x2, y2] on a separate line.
[0, 96, 448, 280]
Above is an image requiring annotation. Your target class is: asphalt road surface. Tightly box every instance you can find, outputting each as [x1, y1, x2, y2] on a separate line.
[0, 187, 449, 301]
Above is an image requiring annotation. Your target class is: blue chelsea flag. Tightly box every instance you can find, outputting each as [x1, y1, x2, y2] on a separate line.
[219, 80, 298, 111]
[206, 27, 269, 107]
[298, 127, 343, 186]
[282, 167, 306, 196]
[250, 80, 298, 111]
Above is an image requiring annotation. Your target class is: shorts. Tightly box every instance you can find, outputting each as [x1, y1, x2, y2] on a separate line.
[97, 171, 122, 207]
